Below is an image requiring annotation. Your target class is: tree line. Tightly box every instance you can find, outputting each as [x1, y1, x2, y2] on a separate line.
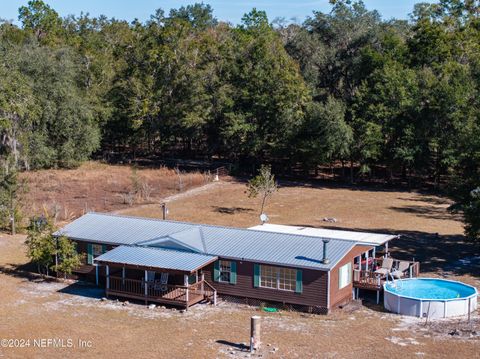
[0, 0, 479, 240]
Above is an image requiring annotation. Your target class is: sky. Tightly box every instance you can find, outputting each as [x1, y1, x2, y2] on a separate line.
[2, 1, 436, 25]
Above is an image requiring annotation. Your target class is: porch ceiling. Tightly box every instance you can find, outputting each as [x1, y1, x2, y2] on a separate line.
[94, 245, 217, 273]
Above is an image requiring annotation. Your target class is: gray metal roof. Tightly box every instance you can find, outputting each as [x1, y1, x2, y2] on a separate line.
[55, 213, 193, 245]
[58, 213, 357, 271]
[94, 245, 217, 273]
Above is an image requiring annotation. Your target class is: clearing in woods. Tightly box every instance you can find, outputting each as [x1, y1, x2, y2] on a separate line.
[20, 161, 211, 221]
[0, 177, 478, 358]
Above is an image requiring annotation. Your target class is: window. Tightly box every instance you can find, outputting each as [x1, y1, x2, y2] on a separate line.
[338, 262, 352, 289]
[259, 265, 297, 292]
[214, 260, 237, 284]
[92, 244, 104, 258]
[87, 243, 106, 265]
[219, 260, 231, 283]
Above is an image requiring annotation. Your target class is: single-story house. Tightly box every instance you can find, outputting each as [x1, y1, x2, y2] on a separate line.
[55, 213, 400, 313]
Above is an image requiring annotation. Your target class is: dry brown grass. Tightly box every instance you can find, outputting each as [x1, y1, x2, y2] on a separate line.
[124, 180, 462, 234]
[19, 161, 210, 222]
[0, 178, 479, 358]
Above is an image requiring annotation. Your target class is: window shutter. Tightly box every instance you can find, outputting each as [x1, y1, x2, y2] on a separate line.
[213, 260, 220, 282]
[230, 261, 237, 284]
[102, 244, 107, 254]
[253, 264, 260, 288]
[295, 269, 303, 294]
[87, 244, 93, 265]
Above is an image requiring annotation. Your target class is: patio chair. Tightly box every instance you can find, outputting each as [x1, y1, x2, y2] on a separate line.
[160, 272, 169, 292]
[374, 257, 393, 277]
[391, 261, 410, 279]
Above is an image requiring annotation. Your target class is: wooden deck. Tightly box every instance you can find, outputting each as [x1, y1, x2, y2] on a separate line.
[106, 276, 216, 309]
[353, 259, 420, 291]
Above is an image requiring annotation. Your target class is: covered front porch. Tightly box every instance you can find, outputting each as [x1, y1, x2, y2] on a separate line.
[94, 245, 218, 309]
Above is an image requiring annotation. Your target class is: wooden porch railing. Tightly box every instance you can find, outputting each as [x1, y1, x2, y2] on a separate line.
[353, 258, 420, 290]
[108, 276, 217, 308]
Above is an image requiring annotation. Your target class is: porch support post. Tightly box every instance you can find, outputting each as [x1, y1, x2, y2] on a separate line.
[201, 272, 205, 295]
[376, 290, 380, 305]
[365, 251, 369, 272]
[95, 265, 99, 286]
[385, 241, 389, 256]
[144, 270, 148, 297]
[184, 274, 189, 308]
[106, 265, 110, 290]
[122, 267, 125, 285]
[373, 247, 376, 260]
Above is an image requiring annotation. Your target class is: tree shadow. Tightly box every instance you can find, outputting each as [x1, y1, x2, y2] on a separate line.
[212, 206, 253, 215]
[0, 262, 104, 299]
[0, 262, 49, 282]
[320, 226, 480, 277]
[388, 205, 462, 221]
[276, 178, 438, 194]
[399, 196, 452, 206]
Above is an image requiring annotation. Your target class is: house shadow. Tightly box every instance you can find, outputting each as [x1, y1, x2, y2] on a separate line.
[58, 281, 104, 299]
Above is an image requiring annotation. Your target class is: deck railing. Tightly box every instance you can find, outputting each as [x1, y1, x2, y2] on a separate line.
[108, 276, 217, 307]
[353, 258, 420, 290]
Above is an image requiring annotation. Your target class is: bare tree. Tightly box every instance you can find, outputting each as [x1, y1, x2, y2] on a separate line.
[246, 165, 278, 215]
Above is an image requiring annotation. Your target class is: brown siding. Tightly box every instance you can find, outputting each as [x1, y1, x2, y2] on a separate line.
[203, 261, 328, 308]
[72, 240, 115, 283]
[329, 245, 373, 308]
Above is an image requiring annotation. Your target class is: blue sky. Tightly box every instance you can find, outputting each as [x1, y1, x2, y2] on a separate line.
[2, 1, 436, 25]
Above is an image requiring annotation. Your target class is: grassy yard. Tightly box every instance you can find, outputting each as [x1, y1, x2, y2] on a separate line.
[0, 178, 479, 358]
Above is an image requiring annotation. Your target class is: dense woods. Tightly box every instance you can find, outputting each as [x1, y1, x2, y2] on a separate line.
[0, 0, 479, 239]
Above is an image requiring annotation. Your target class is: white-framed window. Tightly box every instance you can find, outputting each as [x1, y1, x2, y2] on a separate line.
[219, 260, 232, 283]
[338, 262, 352, 289]
[92, 244, 104, 258]
[260, 265, 296, 292]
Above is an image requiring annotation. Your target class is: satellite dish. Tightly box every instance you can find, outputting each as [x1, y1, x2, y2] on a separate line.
[260, 213, 269, 224]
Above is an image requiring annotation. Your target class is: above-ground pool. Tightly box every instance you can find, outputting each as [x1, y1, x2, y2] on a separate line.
[384, 278, 478, 319]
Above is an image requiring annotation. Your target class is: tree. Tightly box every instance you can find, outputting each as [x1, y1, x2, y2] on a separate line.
[0, 164, 26, 234]
[18, 0, 63, 44]
[25, 218, 83, 276]
[246, 165, 278, 215]
[56, 236, 84, 278]
[462, 187, 480, 241]
[297, 98, 352, 175]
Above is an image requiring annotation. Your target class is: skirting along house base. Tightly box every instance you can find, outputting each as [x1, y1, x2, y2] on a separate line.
[56, 213, 416, 312]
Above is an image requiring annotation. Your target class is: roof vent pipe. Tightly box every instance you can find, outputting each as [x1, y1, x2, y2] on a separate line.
[322, 239, 330, 264]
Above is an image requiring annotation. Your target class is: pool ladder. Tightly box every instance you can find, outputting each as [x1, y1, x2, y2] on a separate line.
[386, 273, 404, 290]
